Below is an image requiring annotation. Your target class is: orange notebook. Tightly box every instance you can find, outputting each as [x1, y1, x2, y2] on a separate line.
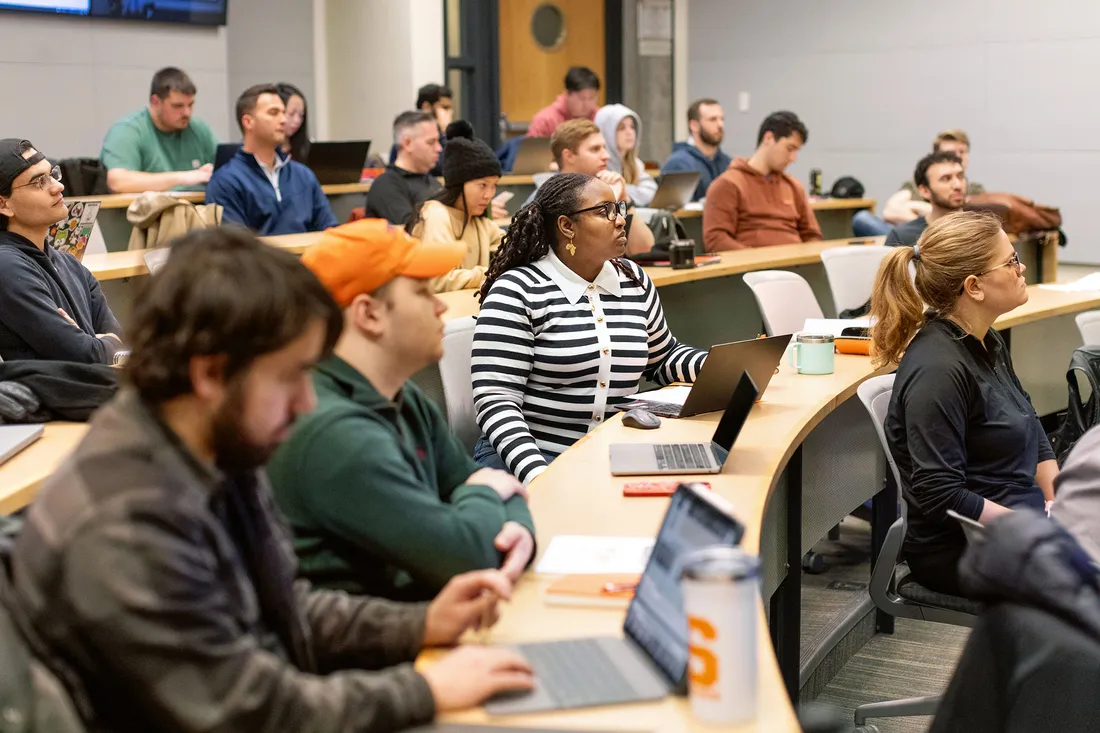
[543, 573, 641, 608]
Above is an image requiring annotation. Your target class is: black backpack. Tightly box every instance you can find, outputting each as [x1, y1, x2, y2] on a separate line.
[56, 159, 108, 198]
[830, 176, 865, 199]
[1049, 346, 1100, 464]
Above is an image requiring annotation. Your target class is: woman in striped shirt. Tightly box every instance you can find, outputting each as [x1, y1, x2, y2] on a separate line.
[471, 173, 707, 484]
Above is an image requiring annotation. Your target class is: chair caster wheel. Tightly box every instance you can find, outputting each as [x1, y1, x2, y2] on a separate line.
[802, 551, 825, 574]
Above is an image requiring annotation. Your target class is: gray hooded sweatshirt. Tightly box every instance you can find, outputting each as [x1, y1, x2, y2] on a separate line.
[594, 104, 657, 206]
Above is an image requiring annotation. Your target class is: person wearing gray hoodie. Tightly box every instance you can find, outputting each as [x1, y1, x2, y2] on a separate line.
[594, 104, 657, 207]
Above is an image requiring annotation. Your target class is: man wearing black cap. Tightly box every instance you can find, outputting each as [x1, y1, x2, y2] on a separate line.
[411, 122, 507, 292]
[0, 139, 124, 363]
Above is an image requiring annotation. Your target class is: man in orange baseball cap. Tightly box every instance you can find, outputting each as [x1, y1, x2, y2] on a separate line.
[268, 219, 536, 604]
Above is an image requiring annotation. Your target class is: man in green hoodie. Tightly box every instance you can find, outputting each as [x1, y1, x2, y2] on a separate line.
[268, 218, 536, 602]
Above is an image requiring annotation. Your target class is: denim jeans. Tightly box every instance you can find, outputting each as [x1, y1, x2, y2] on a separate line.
[852, 209, 891, 237]
[472, 436, 556, 474]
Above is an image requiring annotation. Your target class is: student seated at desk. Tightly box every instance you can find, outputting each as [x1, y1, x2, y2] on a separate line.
[268, 219, 535, 601]
[100, 67, 218, 193]
[0, 138, 124, 364]
[365, 111, 444, 228]
[595, 104, 657, 206]
[277, 82, 311, 162]
[388, 84, 454, 178]
[471, 173, 707, 484]
[871, 211, 1057, 598]
[703, 111, 823, 252]
[5, 226, 533, 732]
[884, 150, 966, 248]
[882, 128, 987, 227]
[526, 66, 600, 138]
[524, 119, 654, 256]
[410, 122, 507, 292]
[660, 97, 732, 202]
[205, 84, 337, 236]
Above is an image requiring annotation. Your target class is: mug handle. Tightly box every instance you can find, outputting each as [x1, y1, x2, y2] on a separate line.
[788, 343, 800, 371]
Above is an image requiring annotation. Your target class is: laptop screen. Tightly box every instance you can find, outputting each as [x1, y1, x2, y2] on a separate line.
[622, 483, 745, 685]
[711, 371, 759, 452]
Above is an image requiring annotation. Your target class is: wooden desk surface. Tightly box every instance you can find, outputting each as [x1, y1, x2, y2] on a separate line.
[69, 183, 374, 211]
[673, 198, 876, 220]
[435, 237, 886, 323]
[0, 422, 85, 515]
[83, 231, 324, 281]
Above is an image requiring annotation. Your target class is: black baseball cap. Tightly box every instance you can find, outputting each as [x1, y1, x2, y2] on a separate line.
[0, 139, 45, 194]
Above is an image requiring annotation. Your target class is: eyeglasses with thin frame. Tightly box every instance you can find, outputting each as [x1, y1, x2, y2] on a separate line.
[976, 250, 1022, 278]
[11, 165, 62, 192]
[565, 200, 629, 221]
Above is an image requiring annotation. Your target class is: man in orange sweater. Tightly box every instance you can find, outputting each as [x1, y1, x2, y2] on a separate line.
[703, 111, 822, 251]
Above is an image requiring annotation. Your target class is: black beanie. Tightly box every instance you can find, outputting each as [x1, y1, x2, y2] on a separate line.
[442, 121, 502, 187]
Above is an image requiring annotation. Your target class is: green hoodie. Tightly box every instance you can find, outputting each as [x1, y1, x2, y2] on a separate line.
[267, 356, 535, 601]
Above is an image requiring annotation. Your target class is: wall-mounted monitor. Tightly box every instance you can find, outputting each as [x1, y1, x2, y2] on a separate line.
[0, 0, 228, 26]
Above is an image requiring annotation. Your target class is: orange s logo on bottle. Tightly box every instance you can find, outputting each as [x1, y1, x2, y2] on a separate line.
[687, 615, 719, 690]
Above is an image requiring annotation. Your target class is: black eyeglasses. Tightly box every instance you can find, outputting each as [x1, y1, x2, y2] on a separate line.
[976, 250, 1022, 277]
[12, 165, 62, 192]
[566, 200, 628, 221]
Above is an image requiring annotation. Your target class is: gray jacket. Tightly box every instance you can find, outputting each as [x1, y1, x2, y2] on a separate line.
[1052, 423, 1100, 565]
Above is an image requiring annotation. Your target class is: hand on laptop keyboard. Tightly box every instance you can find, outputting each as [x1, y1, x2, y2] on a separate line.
[422, 646, 535, 711]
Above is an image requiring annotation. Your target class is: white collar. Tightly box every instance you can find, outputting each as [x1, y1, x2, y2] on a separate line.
[536, 249, 623, 304]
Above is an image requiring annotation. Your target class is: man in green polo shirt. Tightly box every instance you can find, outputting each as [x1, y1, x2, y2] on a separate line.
[267, 219, 536, 602]
[100, 67, 219, 193]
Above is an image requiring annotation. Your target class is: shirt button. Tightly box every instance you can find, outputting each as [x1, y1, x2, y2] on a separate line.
[597, 316, 604, 322]
[602, 348, 610, 355]
[600, 381, 607, 388]
[587, 284, 595, 290]
[594, 415, 602, 422]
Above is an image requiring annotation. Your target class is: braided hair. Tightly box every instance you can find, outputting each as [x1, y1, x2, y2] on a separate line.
[478, 172, 641, 300]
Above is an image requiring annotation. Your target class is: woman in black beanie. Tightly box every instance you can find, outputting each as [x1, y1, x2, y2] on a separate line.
[410, 121, 505, 292]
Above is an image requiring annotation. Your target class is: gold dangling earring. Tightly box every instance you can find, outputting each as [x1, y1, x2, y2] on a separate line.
[566, 234, 577, 257]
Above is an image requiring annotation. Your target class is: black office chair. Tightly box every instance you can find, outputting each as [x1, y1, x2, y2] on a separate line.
[852, 375, 981, 732]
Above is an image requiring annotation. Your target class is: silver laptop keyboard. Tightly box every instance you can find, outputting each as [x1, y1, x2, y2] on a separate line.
[522, 640, 638, 708]
[654, 443, 713, 471]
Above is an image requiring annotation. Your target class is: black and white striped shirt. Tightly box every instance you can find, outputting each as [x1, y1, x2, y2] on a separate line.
[472, 251, 707, 484]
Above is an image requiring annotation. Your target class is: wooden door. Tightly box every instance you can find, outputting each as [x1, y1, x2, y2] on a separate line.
[498, 0, 606, 126]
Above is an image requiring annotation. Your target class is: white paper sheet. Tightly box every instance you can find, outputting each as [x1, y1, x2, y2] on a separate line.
[627, 385, 694, 408]
[1039, 273, 1100, 292]
[535, 535, 655, 575]
[801, 317, 873, 337]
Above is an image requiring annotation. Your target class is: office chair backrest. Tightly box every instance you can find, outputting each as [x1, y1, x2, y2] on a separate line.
[1076, 311, 1100, 345]
[819, 245, 892, 314]
[857, 373, 904, 520]
[440, 316, 480, 452]
[742, 270, 824, 336]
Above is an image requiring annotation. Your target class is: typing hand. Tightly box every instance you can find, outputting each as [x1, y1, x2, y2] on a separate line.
[421, 646, 534, 712]
[495, 522, 535, 582]
[468, 467, 528, 501]
[182, 164, 214, 187]
[424, 569, 513, 646]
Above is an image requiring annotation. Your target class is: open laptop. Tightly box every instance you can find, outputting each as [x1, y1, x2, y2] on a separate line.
[647, 171, 702, 211]
[304, 140, 371, 185]
[0, 425, 44, 466]
[511, 137, 554, 175]
[45, 201, 101, 262]
[618, 334, 791, 419]
[485, 482, 745, 715]
[609, 371, 758, 476]
[213, 143, 241, 171]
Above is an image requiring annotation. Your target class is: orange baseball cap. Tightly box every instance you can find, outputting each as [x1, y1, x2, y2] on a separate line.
[301, 219, 466, 307]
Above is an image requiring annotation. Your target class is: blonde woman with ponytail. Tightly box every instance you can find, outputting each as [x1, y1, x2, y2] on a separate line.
[869, 211, 1058, 597]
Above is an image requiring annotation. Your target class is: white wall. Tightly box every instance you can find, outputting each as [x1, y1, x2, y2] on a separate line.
[225, 0, 316, 141]
[688, 0, 1100, 263]
[321, 0, 444, 151]
[0, 12, 229, 158]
